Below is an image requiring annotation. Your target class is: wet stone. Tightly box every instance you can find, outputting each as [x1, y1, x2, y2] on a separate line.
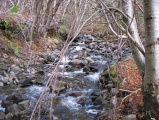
[35, 77, 44, 85]
[76, 96, 88, 104]
[0, 82, 4, 87]
[10, 65, 21, 74]
[6, 94, 27, 104]
[1, 99, 13, 109]
[65, 91, 83, 98]
[0, 111, 5, 120]
[12, 58, 21, 66]
[106, 83, 114, 89]
[110, 88, 119, 96]
[36, 70, 45, 75]
[0, 64, 8, 70]
[18, 100, 30, 110]
[21, 77, 35, 87]
[19, 109, 33, 120]
[91, 89, 102, 96]
[8, 104, 20, 116]
[5, 113, 13, 120]
[122, 114, 136, 120]
[94, 96, 103, 105]
[110, 96, 117, 106]
[53, 105, 70, 118]
[69, 59, 85, 67]
[83, 66, 91, 74]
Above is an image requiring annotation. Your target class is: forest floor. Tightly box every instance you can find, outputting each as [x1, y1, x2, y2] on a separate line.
[105, 57, 144, 120]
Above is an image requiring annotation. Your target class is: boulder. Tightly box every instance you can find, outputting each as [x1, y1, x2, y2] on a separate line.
[6, 94, 27, 104]
[82, 47, 91, 52]
[21, 77, 36, 87]
[91, 89, 102, 96]
[8, 104, 20, 116]
[10, 65, 21, 74]
[69, 59, 86, 67]
[0, 111, 5, 120]
[76, 96, 92, 104]
[88, 62, 99, 72]
[9, 71, 19, 85]
[2, 76, 9, 84]
[102, 90, 109, 100]
[0, 64, 8, 70]
[110, 96, 117, 106]
[12, 57, 21, 66]
[52, 97, 62, 108]
[29, 100, 36, 109]
[0, 82, 4, 87]
[1, 99, 13, 109]
[84, 39, 92, 43]
[110, 88, 119, 96]
[122, 114, 136, 120]
[99, 76, 109, 87]
[3, 53, 9, 59]
[36, 70, 45, 75]
[5, 113, 13, 120]
[19, 109, 32, 120]
[85, 57, 94, 63]
[65, 91, 83, 98]
[107, 83, 114, 89]
[94, 96, 103, 105]
[88, 42, 96, 49]
[113, 55, 118, 60]
[53, 105, 70, 119]
[50, 81, 67, 92]
[65, 65, 74, 72]
[83, 66, 90, 74]
[0, 75, 4, 82]
[42, 53, 52, 62]
[18, 100, 30, 110]
[35, 77, 44, 85]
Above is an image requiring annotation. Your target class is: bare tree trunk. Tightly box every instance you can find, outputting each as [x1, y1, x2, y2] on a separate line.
[143, 0, 159, 119]
[46, 0, 63, 27]
[30, 1, 43, 40]
[122, 0, 145, 76]
[42, 0, 54, 27]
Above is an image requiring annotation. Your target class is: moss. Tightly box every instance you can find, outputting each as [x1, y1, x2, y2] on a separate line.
[109, 65, 117, 78]
[58, 24, 68, 34]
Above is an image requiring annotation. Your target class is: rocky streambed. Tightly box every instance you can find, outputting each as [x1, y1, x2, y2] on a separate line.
[0, 34, 131, 120]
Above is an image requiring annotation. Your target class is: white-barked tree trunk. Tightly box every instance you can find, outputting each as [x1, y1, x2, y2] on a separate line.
[143, 0, 159, 119]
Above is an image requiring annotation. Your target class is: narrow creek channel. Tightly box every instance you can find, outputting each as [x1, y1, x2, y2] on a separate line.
[0, 34, 131, 120]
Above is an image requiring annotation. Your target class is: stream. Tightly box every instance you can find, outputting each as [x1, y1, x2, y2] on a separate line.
[0, 34, 131, 120]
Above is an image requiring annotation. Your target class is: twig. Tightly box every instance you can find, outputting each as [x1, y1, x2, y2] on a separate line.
[119, 88, 141, 106]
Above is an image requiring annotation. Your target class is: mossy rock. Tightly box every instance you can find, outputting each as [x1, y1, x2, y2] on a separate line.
[101, 65, 117, 79]
[58, 24, 68, 34]
[109, 65, 117, 78]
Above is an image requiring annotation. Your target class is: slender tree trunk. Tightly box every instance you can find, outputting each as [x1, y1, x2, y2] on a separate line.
[143, 0, 159, 119]
[122, 0, 145, 76]
[42, 0, 54, 26]
[46, 0, 63, 27]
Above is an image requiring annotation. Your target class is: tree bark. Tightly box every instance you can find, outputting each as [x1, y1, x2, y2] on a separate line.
[122, 0, 145, 76]
[143, 0, 159, 119]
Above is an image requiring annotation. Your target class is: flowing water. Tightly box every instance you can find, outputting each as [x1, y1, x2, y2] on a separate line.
[0, 34, 131, 120]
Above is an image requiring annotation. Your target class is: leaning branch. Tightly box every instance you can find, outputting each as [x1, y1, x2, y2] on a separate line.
[98, 0, 145, 56]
